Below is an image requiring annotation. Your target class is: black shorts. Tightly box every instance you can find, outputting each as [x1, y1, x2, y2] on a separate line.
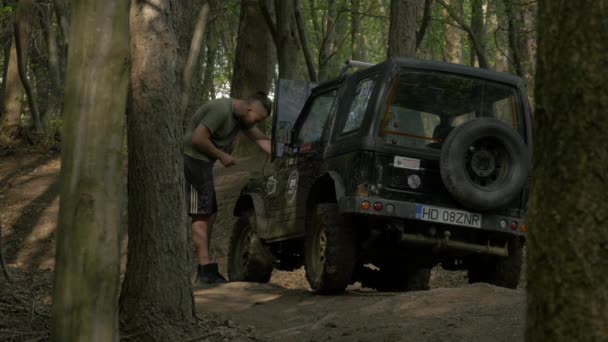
[184, 155, 218, 216]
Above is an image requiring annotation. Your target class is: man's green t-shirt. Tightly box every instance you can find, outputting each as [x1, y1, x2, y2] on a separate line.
[184, 98, 240, 162]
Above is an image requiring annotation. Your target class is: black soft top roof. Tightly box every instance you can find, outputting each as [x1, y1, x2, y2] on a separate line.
[387, 58, 525, 87]
[313, 58, 525, 89]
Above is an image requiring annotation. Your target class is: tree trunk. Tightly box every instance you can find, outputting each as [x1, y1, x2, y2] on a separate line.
[201, 32, 217, 102]
[526, 1, 608, 341]
[416, 0, 432, 50]
[231, 0, 276, 154]
[443, 0, 463, 64]
[0, 21, 25, 143]
[350, 0, 365, 61]
[231, 0, 275, 98]
[522, 1, 536, 101]
[52, 0, 69, 49]
[50, 1, 129, 341]
[31, 54, 48, 124]
[437, 0, 489, 68]
[0, 43, 9, 113]
[119, 1, 196, 339]
[387, 0, 419, 58]
[504, 0, 526, 77]
[470, 0, 485, 67]
[52, 0, 69, 89]
[317, 0, 337, 81]
[181, 1, 210, 128]
[42, 0, 62, 137]
[490, 0, 509, 72]
[276, 0, 301, 79]
[183, 0, 210, 130]
[260, 0, 301, 79]
[14, 0, 42, 134]
[295, 0, 317, 82]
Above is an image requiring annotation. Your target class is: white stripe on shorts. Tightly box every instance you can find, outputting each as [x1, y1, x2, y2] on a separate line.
[191, 184, 197, 214]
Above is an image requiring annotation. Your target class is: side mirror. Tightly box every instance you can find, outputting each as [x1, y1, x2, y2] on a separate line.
[275, 121, 292, 158]
[277, 121, 292, 144]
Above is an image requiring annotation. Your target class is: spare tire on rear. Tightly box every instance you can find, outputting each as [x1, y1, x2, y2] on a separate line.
[440, 118, 530, 211]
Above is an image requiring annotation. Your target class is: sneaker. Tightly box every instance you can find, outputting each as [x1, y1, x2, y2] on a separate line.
[196, 263, 227, 284]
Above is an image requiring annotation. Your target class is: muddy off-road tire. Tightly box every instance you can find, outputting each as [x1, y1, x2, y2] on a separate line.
[360, 263, 431, 292]
[228, 212, 274, 283]
[440, 118, 530, 211]
[468, 238, 523, 289]
[305, 204, 356, 294]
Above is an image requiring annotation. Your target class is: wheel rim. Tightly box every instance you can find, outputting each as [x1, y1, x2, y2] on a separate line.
[310, 222, 327, 275]
[233, 223, 253, 276]
[465, 137, 511, 189]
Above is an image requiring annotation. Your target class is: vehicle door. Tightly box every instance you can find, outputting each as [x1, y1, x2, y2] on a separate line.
[289, 85, 342, 235]
[264, 85, 341, 241]
[261, 79, 315, 240]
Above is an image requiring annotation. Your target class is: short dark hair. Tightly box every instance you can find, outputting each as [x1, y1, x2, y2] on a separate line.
[247, 91, 272, 117]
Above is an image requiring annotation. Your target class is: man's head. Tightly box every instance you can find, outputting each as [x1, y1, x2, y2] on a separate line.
[240, 91, 272, 129]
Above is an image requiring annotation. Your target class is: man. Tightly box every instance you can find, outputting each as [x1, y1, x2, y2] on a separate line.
[184, 91, 272, 284]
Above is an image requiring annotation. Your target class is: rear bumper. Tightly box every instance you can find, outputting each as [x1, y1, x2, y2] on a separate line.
[337, 196, 526, 237]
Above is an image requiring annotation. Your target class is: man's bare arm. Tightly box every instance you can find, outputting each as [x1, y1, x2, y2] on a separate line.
[192, 124, 235, 166]
[244, 126, 271, 154]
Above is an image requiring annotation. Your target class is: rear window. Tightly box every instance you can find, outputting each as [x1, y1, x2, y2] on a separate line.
[380, 71, 522, 149]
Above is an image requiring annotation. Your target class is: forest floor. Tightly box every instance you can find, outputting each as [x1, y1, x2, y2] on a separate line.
[0, 147, 526, 341]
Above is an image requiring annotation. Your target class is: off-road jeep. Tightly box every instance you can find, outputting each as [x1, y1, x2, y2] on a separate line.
[228, 58, 532, 293]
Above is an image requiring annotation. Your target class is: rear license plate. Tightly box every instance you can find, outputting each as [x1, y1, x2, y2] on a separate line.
[415, 204, 482, 228]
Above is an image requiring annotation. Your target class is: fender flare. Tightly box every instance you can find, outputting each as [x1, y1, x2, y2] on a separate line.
[233, 193, 269, 232]
[307, 171, 346, 210]
[325, 171, 345, 200]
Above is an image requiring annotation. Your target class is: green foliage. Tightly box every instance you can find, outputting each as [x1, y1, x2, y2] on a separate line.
[0, 5, 13, 17]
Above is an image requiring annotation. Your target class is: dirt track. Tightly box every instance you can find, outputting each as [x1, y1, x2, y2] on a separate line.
[0, 150, 526, 341]
[195, 281, 524, 342]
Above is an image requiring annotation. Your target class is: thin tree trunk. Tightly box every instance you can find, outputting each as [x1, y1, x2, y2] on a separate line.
[490, 0, 509, 72]
[52, 0, 69, 49]
[504, 0, 524, 77]
[181, 2, 210, 119]
[50, 0, 129, 340]
[351, 0, 365, 61]
[317, 0, 336, 81]
[470, 0, 485, 67]
[522, 1, 536, 100]
[0, 44, 9, 111]
[387, 0, 418, 58]
[295, 0, 317, 82]
[416, 0, 432, 50]
[42, 0, 62, 137]
[0, 20, 25, 143]
[437, 0, 488, 68]
[120, 1, 196, 339]
[13, 0, 41, 133]
[443, 0, 463, 63]
[31, 56, 48, 123]
[52, 0, 68, 90]
[201, 32, 217, 102]
[526, 1, 608, 341]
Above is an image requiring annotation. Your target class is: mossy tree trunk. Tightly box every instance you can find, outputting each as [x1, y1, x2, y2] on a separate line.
[50, 0, 130, 341]
[526, 1, 608, 340]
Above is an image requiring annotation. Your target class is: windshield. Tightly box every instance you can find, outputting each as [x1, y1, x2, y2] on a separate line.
[380, 70, 522, 149]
